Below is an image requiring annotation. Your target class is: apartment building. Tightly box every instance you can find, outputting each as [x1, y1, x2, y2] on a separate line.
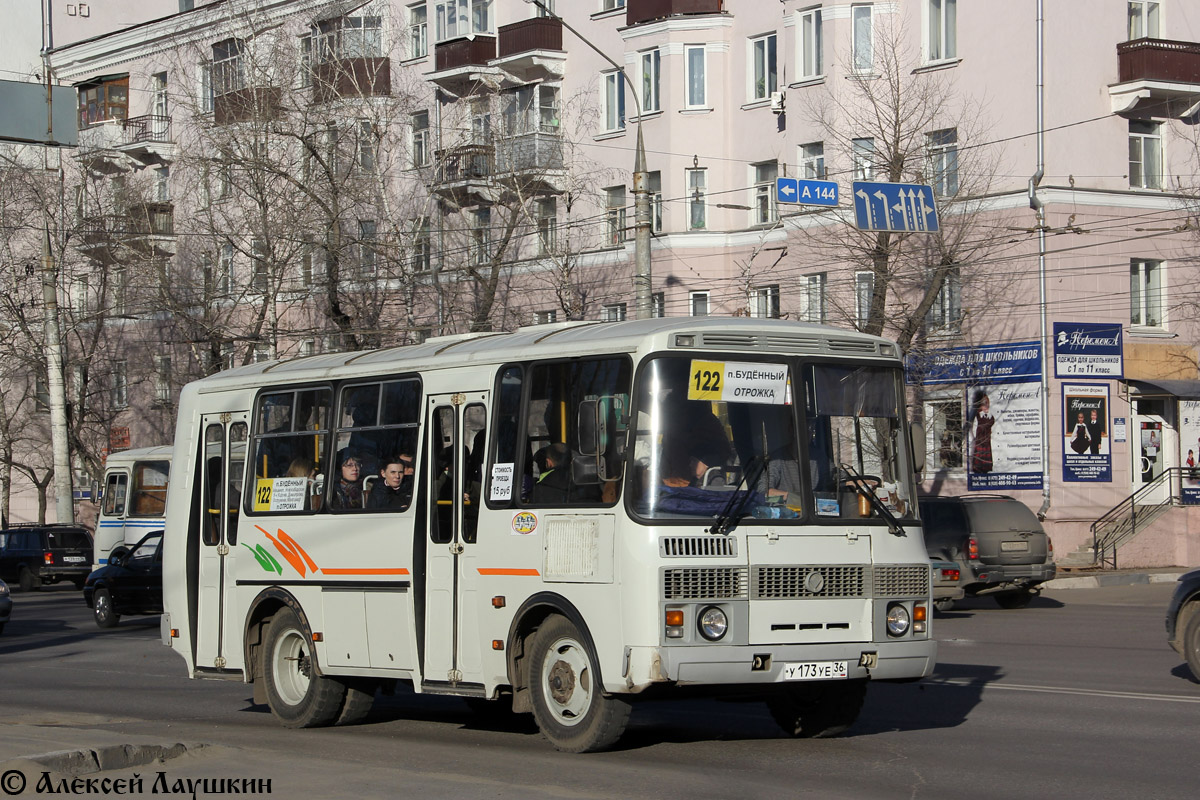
[0, 0, 1194, 565]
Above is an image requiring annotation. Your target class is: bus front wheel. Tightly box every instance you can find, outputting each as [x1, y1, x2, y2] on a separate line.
[263, 607, 346, 728]
[528, 616, 630, 753]
[767, 679, 867, 738]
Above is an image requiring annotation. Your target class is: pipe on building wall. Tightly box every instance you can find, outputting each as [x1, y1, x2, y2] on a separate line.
[1030, 0, 1051, 522]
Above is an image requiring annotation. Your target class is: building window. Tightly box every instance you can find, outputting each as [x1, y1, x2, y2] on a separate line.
[251, 240, 269, 292]
[411, 111, 430, 168]
[155, 167, 170, 203]
[535, 1, 555, 17]
[358, 220, 378, 275]
[753, 161, 779, 224]
[357, 120, 378, 173]
[411, 218, 431, 272]
[536, 198, 557, 254]
[212, 39, 245, 97]
[435, 1, 493, 43]
[800, 272, 826, 323]
[198, 62, 213, 113]
[800, 141, 824, 179]
[640, 48, 661, 114]
[298, 32, 313, 88]
[603, 0, 626, 10]
[409, 2, 428, 58]
[926, 267, 962, 332]
[300, 339, 316, 358]
[154, 355, 172, 404]
[253, 344, 272, 364]
[927, 0, 957, 61]
[855, 271, 875, 328]
[1129, 120, 1162, 189]
[926, 398, 964, 471]
[219, 243, 234, 296]
[690, 291, 710, 317]
[852, 137, 875, 180]
[687, 168, 707, 230]
[536, 309, 557, 324]
[927, 128, 958, 197]
[315, 14, 383, 60]
[111, 361, 129, 409]
[602, 303, 627, 322]
[1128, 1, 1160, 40]
[111, 267, 127, 316]
[472, 207, 492, 265]
[852, 5, 874, 72]
[77, 76, 129, 128]
[652, 291, 665, 318]
[750, 285, 780, 319]
[299, 238, 315, 287]
[605, 186, 627, 245]
[1130, 258, 1163, 327]
[685, 45, 707, 108]
[799, 7, 823, 79]
[602, 70, 626, 132]
[35, 374, 50, 413]
[648, 171, 663, 233]
[750, 33, 778, 101]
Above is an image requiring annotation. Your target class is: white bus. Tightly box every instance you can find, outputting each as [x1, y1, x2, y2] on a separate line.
[96, 446, 172, 569]
[161, 318, 935, 752]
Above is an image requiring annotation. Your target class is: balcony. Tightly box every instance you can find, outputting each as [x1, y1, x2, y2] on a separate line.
[214, 87, 283, 125]
[312, 57, 391, 104]
[429, 35, 500, 95]
[495, 131, 565, 193]
[119, 115, 175, 163]
[627, 0, 723, 26]
[79, 203, 176, 258]
[1111, 38, 1200, 115]
[496, 18, 565, 83]
[432, 142, 495, 205]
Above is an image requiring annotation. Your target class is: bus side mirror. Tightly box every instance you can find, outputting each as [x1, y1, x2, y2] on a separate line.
[909, 422, 926, 476]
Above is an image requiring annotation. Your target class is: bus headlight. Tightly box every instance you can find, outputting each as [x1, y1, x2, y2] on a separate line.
[886, 603, 911, 637]
[697, 606, 728, 641]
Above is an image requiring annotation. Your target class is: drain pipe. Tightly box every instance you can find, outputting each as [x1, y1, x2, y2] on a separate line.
[1029, 0, 1051, 521]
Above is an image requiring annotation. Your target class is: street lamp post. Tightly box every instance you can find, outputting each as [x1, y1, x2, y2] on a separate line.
[525, 1, 652, 318]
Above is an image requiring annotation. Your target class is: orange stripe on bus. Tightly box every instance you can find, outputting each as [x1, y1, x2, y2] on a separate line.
[477, 568, 540, 576]
[320, 567, 411, 576]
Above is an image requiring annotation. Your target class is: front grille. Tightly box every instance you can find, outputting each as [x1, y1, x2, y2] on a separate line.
[873, 565, 930, 598]
[660, 536, 738, 558]
[755, 565, 866, 599]
[663, 567, 748, 600]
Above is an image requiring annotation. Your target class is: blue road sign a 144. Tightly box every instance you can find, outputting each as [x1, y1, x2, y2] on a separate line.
[851, 181, 940, 233]
[775, 177, 839, 207]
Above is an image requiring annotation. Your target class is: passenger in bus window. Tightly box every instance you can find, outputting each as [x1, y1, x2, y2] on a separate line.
[367, 454, 414, 510]
[286, 457, 321, 511]
[531, 443, 570, 504]
[329, 454, 364, 510]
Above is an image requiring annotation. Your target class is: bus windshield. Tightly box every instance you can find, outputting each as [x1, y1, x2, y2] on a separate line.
[633, 356, 915, 522]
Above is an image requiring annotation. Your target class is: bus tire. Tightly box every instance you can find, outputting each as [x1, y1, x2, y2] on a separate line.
[528, 615, 630, 753]
[94, 589, 120, 628]
[263, 607, 345, 728]
[767, 679, 867, 739]
[334, 679, 376, 726]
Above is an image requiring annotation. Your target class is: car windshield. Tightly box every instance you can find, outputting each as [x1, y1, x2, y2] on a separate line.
[128, 534, 162, 563]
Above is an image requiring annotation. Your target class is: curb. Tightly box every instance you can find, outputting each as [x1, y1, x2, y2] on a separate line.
[4, 743, 204, 777]
[1044, 571, 1185, 590]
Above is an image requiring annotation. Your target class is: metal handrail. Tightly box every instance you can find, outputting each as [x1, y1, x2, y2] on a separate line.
[1091, 467, 1182, 568]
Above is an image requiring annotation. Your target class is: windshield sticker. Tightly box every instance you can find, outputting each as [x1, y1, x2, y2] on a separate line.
[688, 360, 788, 405]
[490, 463, 514, 501]
[512, 511, 538, 535]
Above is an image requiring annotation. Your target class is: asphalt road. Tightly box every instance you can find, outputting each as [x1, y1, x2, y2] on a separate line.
[1, 581, 1197, 800]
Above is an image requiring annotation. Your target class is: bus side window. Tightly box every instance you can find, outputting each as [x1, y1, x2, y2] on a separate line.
[103, 473, 127, 517]
[463, 404, 486, 543]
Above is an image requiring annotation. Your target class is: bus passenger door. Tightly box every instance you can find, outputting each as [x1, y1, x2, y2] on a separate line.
[423, 393, 488, 687]
[195, 413, 249, 670]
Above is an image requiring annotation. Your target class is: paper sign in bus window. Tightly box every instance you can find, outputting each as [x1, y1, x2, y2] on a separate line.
[687, 360, 788, 405]
[254, 477, 309, 512]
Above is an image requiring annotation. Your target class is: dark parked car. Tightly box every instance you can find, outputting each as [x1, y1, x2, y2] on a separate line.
[82, 531, 163, 628]
[1165, 567, 1200, 681]
[0, 578, 11, 634]
[918, 495, 1056, 609]
[0, 525, 94, 591]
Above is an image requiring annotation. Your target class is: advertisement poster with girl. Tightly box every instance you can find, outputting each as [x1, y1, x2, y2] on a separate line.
[966, 380, 1044, 490]
[1180, 400, 1200, 504]
[1062, 384, 1111, 482]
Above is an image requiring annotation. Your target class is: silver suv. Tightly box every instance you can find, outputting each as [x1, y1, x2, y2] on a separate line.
[918, 495, 1056, 610]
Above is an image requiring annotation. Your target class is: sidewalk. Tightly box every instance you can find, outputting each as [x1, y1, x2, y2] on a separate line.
[1044, 567, 1188, 590]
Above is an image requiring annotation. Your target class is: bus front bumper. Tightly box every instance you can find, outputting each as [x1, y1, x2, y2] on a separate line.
[621, 639, 936, 693]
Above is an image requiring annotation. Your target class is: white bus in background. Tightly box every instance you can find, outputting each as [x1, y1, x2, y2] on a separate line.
[160, 318, 935, 752]
[96, 446, 171, 568]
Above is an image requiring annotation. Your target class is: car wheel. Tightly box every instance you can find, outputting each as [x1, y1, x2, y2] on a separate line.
[528, 616, 630, 753]
[18, 567, 40, 593]
[933, 597, 956, 613]
[1183, 607, 1200, 683]
[94, 589, 120, 628]
[262, 607, 346, 728]
[767, 679, 867, 738]
[995, 589, 1034, 609]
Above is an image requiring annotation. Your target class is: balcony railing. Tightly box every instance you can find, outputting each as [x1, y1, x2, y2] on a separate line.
[122, 115, 172, 145]
[498, 17, 563, 58]
[213, 87, 283, 125]
[495, 131, 564, 174]
[436, 143, 494, 184]
[627, 0, 723, 26]
[80, 203, 174, 241]
[312, 57, 391, 103]
[434, 35, 497, 72]
[1118, 37, 1200, 84]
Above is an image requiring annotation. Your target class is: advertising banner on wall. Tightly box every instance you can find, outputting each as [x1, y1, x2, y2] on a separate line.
[1180, 401, 1200, 504]
[1053, 322, 1123, 379]
[1062, 384, 1111, 482]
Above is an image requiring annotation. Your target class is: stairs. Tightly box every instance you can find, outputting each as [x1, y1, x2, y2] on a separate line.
[1085, 469, 1181, 568]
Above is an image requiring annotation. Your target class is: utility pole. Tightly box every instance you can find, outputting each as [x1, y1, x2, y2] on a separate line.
[525, 0, 652, 318]
[41, 3, 74, 524]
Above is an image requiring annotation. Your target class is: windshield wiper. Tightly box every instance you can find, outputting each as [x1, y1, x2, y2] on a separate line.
[840, 463, 906, 537]
[709, 455, 763, 536]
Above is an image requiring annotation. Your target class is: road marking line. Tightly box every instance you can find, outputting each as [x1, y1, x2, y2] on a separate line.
[931, 679, 1200, 704]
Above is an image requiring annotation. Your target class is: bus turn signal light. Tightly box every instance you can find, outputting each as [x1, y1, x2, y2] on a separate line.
[665, 610, 684, 626]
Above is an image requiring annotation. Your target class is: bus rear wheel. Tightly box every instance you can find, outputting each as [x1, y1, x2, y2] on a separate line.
[528, 616, 630, 753]
[767, 679, 867, 738]
[263, 607, 346, 728]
